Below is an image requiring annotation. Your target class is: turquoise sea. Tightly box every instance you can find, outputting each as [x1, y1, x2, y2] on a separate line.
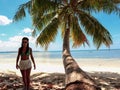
[0, 49, 120, 59]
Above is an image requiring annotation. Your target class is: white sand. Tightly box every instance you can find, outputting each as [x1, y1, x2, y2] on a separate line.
[77, 58, 120, 73]
[0, 58, 120, 76]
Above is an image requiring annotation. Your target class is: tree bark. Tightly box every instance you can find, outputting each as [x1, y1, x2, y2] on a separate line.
[62, 29, 101, 90]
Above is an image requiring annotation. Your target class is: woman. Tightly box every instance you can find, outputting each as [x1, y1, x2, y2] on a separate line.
[16, 37, 36, 90]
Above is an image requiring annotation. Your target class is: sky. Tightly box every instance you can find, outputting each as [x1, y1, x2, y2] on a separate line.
[0, 0, 120, 52]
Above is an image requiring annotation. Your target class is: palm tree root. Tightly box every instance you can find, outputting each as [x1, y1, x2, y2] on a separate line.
[65, 81, 101, 90]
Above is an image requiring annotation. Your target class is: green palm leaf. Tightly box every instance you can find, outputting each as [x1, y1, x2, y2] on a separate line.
[32, 11, 57, 31]
[13, 1, 32, 21]
[32, 0, 58, 15]
[36, 18, 59, 50]
[70, 15, 89, 48]
[78, 0, 120, 16]
[78, 10, 112, 49]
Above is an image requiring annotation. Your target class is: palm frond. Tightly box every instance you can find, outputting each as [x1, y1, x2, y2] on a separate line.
[33, 0, 59, 15]
[32, 28, 37, 37]
[112, 0, 120, 4]
[78, 0, 120, 16]
[36, 18, 59, 50]
[93, 30, 113, 49]
[70, 15, 89, 48]
[57, 6, 71, 38]
[78, 11, 112, 49]
[59, 13, 68, 38]
[13, 1, 32, 21]
[32, 12, 57, 32]
[61, 22, 67, 39]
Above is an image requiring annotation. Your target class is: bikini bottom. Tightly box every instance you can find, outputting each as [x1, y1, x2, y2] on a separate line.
[19, 59, 32, 70]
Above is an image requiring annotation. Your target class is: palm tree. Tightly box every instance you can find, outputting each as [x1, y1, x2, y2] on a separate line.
[14, 0, 120, 89]
[113, 0, 120, 3]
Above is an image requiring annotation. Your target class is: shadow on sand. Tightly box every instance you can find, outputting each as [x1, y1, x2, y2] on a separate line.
[0, 71, 120, 90]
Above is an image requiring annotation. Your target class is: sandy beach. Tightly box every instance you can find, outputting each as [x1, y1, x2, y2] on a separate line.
[0, 58, 120, 90]
[1, 58, 120, 75]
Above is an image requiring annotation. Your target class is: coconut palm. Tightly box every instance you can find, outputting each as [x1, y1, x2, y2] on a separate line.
[13, 0, 120, 89]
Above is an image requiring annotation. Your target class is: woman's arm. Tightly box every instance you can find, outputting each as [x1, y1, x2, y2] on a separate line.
[30, 48, 36, 69]
[16, 48, 20, 69]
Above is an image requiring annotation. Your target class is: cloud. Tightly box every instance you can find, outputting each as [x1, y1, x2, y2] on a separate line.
[0, 33, 6, 36]
[9, 36, 23, 42]
[0, 36, 21, 51]
[23, 28, 33, 34]
[0, 35, 37, 51]
[0, 15, 12, 25]
[0, 35, 62, 51]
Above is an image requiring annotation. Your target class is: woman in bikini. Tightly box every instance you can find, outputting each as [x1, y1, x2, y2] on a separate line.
[16, 37, 36, 90]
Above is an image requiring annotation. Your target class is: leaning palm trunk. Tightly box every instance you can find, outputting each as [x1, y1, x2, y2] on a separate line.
[62, 29, 101, 90]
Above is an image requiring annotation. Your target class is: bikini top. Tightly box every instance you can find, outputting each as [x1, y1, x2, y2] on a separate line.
[21, 48, 30, 56]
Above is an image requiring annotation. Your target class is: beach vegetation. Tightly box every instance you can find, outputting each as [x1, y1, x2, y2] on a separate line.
[13, 0, 120, 89]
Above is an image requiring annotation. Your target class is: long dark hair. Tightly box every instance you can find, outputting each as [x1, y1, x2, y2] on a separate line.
[19, 37, 29, 55]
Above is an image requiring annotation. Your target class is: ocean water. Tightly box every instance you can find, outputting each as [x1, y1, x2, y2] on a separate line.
[0, 49, 120, 60]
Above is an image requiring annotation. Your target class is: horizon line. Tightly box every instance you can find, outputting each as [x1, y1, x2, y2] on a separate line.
[0, 48, 120, 53]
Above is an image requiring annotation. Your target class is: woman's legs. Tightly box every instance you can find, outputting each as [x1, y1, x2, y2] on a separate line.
[20, 70, 27, 87]
[26, 68, 31, 90]
[20, 68, 31, 90]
